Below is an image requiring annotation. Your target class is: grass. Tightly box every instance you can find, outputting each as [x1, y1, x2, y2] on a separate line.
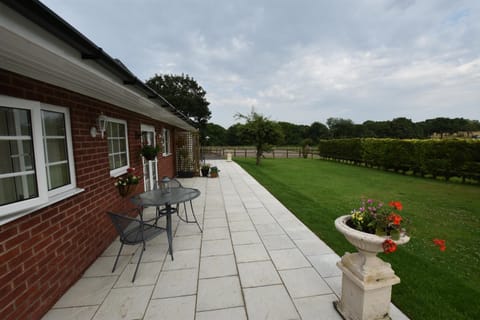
[235, 158, 480, 320]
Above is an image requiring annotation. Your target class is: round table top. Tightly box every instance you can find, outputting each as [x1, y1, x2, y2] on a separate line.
[133, 187, 200, 207]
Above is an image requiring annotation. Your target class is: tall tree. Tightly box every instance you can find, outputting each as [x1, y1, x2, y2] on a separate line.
[278, 121, 306, 145]
[204, 123, 227, 146]
[235, 110, 283, 165]
[390, 117, 418, 138]
[307, 122, 330, 142]
[146, 74, 211, 137]
[226, 123, 244, 146]
[326, 118, 355, 138]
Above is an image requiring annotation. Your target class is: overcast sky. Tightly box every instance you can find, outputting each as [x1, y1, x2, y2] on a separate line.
[42, 0, 479, 128]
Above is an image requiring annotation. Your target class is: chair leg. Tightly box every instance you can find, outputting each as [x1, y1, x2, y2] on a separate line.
[112, 242, 124, 273]
[189, 200, 202, 232]
[166, 213, 174, 261]
[132, 242, 145, 282]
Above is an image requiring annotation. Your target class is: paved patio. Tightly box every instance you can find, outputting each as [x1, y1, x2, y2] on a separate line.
[42, 160, 409, 320]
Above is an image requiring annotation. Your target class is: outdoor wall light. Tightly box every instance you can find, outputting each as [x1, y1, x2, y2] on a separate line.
[90, 114, 109, 138]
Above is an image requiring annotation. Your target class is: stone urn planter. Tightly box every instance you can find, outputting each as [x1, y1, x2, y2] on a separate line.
[334, 215, 410, 320]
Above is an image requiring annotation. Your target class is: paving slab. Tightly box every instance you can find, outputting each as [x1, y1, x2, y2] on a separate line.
[44, 160, 409, 320]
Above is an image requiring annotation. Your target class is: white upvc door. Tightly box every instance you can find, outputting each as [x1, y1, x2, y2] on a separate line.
[140, 124, 158, 191]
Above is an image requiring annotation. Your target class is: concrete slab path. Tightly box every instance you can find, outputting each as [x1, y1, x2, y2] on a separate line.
[43, 160, 409, 320]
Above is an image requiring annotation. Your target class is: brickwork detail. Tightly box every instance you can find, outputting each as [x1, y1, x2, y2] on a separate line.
[0, 69, 179, 320]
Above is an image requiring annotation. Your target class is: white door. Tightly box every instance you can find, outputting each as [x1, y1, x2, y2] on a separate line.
[141, 124, 158, 191]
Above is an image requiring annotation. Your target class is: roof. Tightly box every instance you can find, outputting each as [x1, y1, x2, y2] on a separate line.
[0, 0, 197, 130]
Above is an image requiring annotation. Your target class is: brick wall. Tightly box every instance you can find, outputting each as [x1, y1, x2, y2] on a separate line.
[0, 69, 180, 319]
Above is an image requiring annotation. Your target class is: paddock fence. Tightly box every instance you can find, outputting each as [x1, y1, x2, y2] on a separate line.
[201, 146, 320, 160]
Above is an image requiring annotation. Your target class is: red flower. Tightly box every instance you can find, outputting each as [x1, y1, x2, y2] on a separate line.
[433, 239, 446, 251]
[382, 239, 397, 254]
[388, 213, 403, 225]
[389, 201, 403, 211]
[127, 167, 134, 173]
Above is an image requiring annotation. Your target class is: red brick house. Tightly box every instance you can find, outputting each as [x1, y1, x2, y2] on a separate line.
[0, 1, 198, 319]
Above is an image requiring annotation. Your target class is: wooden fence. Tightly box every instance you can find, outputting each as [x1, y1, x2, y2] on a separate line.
[201, 146, 320, 160]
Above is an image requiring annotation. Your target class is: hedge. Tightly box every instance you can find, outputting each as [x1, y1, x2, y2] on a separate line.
[318, 138, 480, 182]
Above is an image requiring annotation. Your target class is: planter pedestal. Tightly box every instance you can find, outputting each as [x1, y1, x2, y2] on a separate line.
[334, 252, 400, 320]
[334, 215, 409, 320]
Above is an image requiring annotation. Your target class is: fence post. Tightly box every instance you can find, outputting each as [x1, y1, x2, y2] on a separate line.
[286, 149, 289, 158]
[245, 149, 247, 158]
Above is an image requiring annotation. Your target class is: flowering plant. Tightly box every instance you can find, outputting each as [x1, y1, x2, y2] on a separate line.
[114, 167, 140, 187]
[349, 198, 406, 242]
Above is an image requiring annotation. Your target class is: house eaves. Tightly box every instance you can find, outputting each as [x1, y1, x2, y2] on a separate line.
[0, 0, 197, 131]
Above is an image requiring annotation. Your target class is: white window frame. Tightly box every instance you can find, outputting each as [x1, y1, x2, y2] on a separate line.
[107, 117, 130, 177]
[0, 95, 79, 224]
[162, 128, 171, 156]
[41, 104, 77, 197]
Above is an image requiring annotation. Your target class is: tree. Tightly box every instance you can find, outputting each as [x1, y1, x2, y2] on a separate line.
[326, 118, 355, 138]
[226, 123, 244, 146]
[306, 122, 330, 142]
[235, 110, 283, 165]
[146, 74, 211, 139]
[204, 123, 227, 146]
[277, 121, 306, 145]
[390, 117, 418, 138]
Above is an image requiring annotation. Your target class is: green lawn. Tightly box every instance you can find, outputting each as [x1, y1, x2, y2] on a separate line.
[235, 158, 480, 320]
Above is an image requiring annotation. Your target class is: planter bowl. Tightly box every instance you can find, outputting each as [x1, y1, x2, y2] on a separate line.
[335, 215, 409, 254]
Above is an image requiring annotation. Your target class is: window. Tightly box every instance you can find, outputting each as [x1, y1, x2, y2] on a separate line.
[42, 110, 71, 190]
[0, 95, 76, 220]
[162, 128, 171, 155]
[107, 117, 130, 176]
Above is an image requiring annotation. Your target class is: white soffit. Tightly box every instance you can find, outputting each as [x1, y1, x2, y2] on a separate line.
[0, 3, 195, 131]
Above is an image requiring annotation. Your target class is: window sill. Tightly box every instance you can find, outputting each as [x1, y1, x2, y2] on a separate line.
[162, 153, 172, 157]
[0, 187, 85, 226]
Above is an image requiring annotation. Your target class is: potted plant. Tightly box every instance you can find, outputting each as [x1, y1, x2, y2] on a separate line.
[201, 163, 210, 177]
[140, 144, 160, 161]
[334, 198, 410, 320]
[114, 167, 140, 197]
[210, 166, 219, 178]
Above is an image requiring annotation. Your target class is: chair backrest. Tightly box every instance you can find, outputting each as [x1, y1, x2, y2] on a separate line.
[154, 177, 183, 190]
[107, 211, 144, 245]
[169, 178, 183, 189]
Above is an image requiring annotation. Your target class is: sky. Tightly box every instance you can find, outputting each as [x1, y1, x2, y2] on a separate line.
[41, 0, 480, 129]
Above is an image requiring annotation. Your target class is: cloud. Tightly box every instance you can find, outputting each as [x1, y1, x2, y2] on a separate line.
[41, 0, 480, 128]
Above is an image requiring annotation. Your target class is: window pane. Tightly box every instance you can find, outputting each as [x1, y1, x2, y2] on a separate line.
[0, 141, 13, 174]
[111, 122, 118, 137]
[0, 174, 38, 206]
[107, 120, 128, 170]
[119, 138, 126, 152]
[109, 155, 114, 169]
[0, 107, 32, 136]
[108, 139, 114, 155]
[118, 123, 125, 136]
[48, 163, 70, 189]
[46, 138, 67, 162]
[119, 153, 127, 167]
[42, 111, 65, 136]
[114, 154, 121, 168]
[113, 139, 120, 153]
[0, 110, 35, 175]
[42, 110, 70, 190]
